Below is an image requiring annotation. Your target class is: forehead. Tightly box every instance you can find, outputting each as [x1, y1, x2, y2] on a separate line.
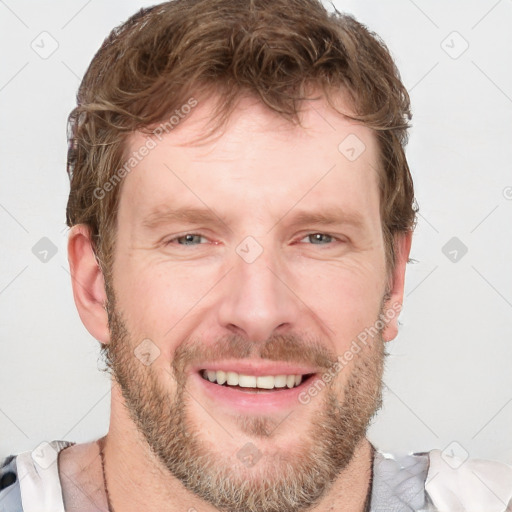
[119, 92, 382, 229]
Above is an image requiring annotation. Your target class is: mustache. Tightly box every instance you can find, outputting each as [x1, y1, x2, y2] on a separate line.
[172, 332, 339, 377]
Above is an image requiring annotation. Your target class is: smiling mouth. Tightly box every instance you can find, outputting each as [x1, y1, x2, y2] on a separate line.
[200, 369, 315, 392]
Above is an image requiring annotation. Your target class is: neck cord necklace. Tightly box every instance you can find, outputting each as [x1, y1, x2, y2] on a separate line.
[99, 439, 375, 512]
[99, 438, 115, 512]
[364, 444, 375, 512]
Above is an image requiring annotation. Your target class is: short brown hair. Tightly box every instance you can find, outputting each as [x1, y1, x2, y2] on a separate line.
[66, 0, 417, 283]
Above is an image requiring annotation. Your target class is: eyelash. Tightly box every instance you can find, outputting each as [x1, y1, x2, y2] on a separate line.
[164, 232, 341, 247]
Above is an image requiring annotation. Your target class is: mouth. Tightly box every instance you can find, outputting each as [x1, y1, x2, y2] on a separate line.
[191, 363, 320, 414]
[199, 369, 315, 392]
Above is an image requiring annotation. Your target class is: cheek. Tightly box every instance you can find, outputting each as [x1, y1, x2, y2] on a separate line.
[290, 258, 385, 344]
[113, 258, 218, 335]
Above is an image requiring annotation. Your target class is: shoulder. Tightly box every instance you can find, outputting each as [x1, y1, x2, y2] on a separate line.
[371, 446, 512, 512]
[0, 440, 75, 512]
[371, 448, 432, 510]
[0, 452, 22, 512]
[425, 448, 512, 512]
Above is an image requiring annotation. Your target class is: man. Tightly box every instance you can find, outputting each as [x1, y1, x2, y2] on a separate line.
[1, 0, 511, 510]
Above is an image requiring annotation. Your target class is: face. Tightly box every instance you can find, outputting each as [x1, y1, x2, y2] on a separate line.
[105, 92, 394, 512]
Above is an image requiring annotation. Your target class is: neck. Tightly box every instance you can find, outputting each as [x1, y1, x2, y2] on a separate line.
[102, 384, 374, 512]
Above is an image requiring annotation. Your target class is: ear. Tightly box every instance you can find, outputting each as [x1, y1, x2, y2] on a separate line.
[381, 230, 413, 342]
[67, 224, 110, 344]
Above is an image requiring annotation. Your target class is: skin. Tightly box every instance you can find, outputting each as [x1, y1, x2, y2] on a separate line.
[63, 91, 412, 512]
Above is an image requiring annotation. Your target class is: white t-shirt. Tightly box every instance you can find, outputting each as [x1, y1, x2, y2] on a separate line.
[1, 440, 512, 511]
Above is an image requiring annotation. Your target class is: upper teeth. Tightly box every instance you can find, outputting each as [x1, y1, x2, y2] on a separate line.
[202, 370, 303, 389]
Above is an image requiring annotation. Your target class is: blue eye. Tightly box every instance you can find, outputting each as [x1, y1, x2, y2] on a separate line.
[302, 233, 335, 244]
[167, 234, 207, 246]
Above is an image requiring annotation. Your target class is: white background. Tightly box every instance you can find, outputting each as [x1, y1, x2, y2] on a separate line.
[0, 0, 511, 464]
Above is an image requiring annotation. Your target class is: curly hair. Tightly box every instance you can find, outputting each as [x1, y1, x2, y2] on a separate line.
[66, 0, 417, 283]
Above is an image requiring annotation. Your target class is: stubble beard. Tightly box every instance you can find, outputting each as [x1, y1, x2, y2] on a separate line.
[104, 292, 386, 512]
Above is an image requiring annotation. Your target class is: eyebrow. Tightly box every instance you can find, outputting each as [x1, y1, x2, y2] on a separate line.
[142, 206, 225, 230]
[141, 205, 366, 231]
[280, 207, 366, 230]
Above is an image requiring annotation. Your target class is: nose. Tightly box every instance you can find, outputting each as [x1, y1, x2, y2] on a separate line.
[216, 241, 301, 343]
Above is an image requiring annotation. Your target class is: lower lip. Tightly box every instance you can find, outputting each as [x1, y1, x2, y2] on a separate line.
[191, 372, 318, 414]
